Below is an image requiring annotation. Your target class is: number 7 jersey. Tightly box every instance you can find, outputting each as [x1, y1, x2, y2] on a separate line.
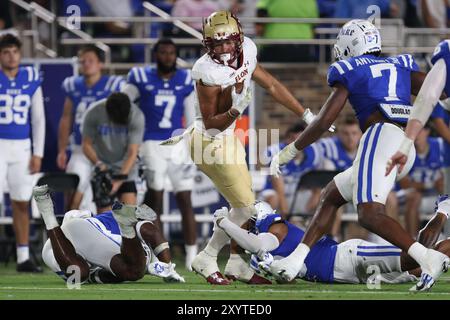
[0, 66, 41, 139]
[327, 54, 419, 130]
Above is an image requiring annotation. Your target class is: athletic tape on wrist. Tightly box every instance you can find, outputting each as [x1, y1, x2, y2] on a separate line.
[154, 242, 170, 256]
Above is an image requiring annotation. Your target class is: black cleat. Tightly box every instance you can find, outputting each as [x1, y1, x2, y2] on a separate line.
[16, 259, 43, 273]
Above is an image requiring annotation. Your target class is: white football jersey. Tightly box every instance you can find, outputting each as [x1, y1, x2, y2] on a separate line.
[191, 36, 258, 136]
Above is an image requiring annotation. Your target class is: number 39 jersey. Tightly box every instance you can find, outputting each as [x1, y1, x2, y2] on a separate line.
[62, 75, 125, 146]
[327, 54, 419, 130]
[0, 66, 41, 139]
[127, 67, 194, 141]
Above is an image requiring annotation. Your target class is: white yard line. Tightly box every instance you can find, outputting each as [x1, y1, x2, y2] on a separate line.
[1, 286, 450, 296]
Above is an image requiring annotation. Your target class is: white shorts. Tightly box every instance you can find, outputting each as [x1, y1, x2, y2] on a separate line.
[66, 146, 94, 193]
[0, 139, 34, 202]
[140, 140, 195, 192]
[41, 217, 121, 276]
[333, 239, 404, 284]
[334, 123, 416, 207]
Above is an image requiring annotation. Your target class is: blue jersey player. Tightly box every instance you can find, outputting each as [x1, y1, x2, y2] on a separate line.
[213, 200, 450, 285]
[0, 34, 45, 272]
[122, 39, 198, 270]
[34, 185, 185, 284]
[270, 19, 449, 291]
[57, 46, 125, 210]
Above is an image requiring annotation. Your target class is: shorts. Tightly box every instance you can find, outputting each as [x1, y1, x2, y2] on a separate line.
[141, 140, 195, 192]
[42, 217, 121, 276]
[333, 239, 405, 284]
[0, 139, 34, 202]
[334, 123, 416, 207]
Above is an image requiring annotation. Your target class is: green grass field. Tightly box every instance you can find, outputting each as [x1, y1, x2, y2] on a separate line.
[2, 262, 450, 300]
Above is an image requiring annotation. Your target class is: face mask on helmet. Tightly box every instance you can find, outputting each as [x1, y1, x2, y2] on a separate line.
[334, 19, 381, 61]
[202, 11, 244, 66]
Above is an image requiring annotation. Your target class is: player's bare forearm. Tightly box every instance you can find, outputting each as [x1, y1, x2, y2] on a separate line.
[294, 85, 348, 150]
[418, 213, 447, 248]
[82, 137, 99, 165]
[120, 144, 139, 176]
[203, 111, 239, 132]
[197, 80, 238, 132]
[404, 118, 426, 141]
[433, 118, 450, 144]
[253, 64, 304, 117]
[58, 98, 73, 153]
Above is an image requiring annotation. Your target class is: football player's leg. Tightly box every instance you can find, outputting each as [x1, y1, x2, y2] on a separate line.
[34, 185, 90, 279]
[136, 220, 185, 282]
[354, 123, 449, 291]
[141, 140, 168, 230]
[9, 142, 43, 272]
[109, 202, 146, 281]
[270, 178, 348, 281]
[66, 149, 93, 210]
[169, 152, 198, 270]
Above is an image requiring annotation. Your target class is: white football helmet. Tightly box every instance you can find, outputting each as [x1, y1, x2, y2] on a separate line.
[334, 19, 381, 61]
[251, 201, 276, 229]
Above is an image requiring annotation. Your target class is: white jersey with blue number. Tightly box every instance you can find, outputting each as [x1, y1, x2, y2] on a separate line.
[126, 67, 194, 141]
[0, 67, 41, 140]
[327, 54, 419, 130]
[62, 75, 125, 146]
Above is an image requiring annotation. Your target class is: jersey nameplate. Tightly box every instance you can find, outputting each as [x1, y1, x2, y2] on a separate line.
[379, 103, 412, 123]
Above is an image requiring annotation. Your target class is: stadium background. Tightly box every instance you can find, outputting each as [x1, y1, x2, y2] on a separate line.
[1, 0, 450, 300]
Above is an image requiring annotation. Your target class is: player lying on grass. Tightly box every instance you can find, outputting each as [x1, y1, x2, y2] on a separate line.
[214, 200, 450, 285]
[33, 185, 184, 284]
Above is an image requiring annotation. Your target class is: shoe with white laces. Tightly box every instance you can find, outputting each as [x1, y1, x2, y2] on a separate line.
[191, 251, 230, 285]
[410, 249, 450, 292]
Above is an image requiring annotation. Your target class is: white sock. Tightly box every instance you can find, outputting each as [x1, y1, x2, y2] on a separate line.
[117, 222, 136, 239]
[290, 243, 310, 262]
[204, 228, 230, 257]
[185, 244, 198, 258]
[408, 242, 428, 266]
[17, 245, 29, 264]
[35, 195, 59, 230]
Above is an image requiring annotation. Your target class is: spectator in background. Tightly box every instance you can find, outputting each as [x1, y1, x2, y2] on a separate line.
[171, 0, 220, 31]
[416, 0, 449, 28]
[86, 0, 134, 34]
[333, 0, 399, 19]
[398, 127, 444, 237]
[57, 46, 125, 211]
[256, 0, 319, 62]
[122, 39, 198, 271]
[259, 123, 323, 217]
[82, 93, 145, 212]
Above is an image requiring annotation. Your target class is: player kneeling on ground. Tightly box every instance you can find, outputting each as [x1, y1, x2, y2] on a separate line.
[34, 185, 184, 284]
[214, 200, 450, 285]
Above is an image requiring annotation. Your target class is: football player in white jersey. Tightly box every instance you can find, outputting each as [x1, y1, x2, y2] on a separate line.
[165, 11, 332, 285]
[34, 185, 184, 284]
[0, 34, 45, 272]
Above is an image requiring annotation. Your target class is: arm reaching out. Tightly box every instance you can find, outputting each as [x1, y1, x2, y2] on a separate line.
[386, 59, 447, 176]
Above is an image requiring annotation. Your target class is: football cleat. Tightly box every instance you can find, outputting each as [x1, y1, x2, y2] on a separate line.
[111, 201, 138, 226]
[16, 259, 43, 273]
[246, 273, 272, 285]
[191, 251, 220, 278]
[410, 250, 450, 292]
[205, 272, 231, 285]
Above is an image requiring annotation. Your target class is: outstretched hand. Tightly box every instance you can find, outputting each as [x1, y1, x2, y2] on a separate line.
[385, 151, 408, 176]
